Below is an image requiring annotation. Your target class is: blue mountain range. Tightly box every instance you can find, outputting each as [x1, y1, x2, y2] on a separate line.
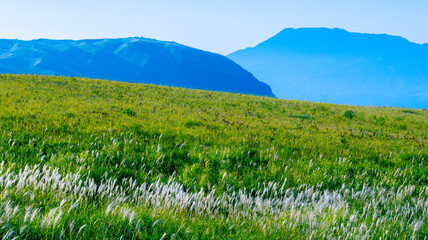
[0, 37, 275, 97]
[228, 28, 428, 109]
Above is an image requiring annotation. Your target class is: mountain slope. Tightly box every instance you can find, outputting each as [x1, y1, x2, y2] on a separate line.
[228, 28, 428, 108]
[0, 74, 427, 239]
[0, 37, 275, 97]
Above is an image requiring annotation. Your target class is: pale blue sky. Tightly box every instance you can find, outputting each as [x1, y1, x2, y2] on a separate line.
[1, 0, 427, 54]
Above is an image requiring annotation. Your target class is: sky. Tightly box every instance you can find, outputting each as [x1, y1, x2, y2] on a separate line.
[0, 0, 427, 54]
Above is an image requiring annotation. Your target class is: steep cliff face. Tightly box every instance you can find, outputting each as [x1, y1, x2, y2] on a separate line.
[229, 28, 428, 108]
[0, 37, 275, 97]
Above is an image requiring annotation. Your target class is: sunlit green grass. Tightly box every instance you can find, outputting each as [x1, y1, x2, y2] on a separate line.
[0, 74, 427, 239]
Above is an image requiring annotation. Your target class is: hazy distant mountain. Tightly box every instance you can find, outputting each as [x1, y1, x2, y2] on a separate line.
[228, 28, 428, 108]
[0, 37, 274, 97]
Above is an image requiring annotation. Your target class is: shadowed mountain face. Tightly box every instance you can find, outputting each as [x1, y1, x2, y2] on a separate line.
[0, 37, 274, 97]
[228, 28, 428, 108]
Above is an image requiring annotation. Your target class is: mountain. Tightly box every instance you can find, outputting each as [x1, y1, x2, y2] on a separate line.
[0, 37, 274, 97]
[228, 28, 428, 108]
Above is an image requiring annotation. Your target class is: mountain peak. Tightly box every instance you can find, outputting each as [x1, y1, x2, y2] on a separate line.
[253, 27, 414, 54]
[229, 28, 428, 108]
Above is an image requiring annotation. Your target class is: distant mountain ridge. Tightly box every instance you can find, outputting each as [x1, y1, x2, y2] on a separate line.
[0, 37, 275, 97]
[228, 28, 428, 108]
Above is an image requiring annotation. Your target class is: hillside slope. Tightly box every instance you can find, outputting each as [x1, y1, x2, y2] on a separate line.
[228, 28, 428, 108]
[0, 37, 275, 97]
[0, 74, 427, 239]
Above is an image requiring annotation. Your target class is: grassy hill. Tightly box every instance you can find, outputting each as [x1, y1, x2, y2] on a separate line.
[0, 74, 427, 239]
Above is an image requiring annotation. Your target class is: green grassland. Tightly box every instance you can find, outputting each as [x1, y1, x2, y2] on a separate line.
[0, 74, 427, 239]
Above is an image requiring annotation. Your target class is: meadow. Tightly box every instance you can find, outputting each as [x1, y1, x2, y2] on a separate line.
[0, 74, 427, 239]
